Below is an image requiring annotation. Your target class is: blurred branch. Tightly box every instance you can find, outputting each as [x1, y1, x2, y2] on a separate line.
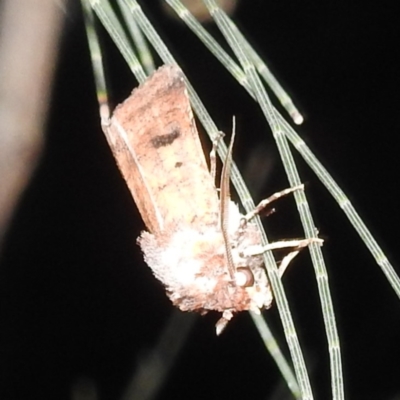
[0, 0, 65, 249]
[121, 311, 197, 400]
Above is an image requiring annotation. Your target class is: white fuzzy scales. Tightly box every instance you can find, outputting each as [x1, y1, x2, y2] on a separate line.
[138, 201, 274, 316]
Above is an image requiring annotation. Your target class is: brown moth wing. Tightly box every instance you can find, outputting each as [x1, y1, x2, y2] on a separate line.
[105, 65, 219, 234]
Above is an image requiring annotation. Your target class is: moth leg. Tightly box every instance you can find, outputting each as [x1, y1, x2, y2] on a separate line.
[209, 131, 225, 185]
[215, 310, 233, 336]
[278, 249, 301, 278]
[241, 184, 304, 225]
[242, 237, 323, 257]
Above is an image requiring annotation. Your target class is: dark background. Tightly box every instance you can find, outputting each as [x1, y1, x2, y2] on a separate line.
[1, 1, 399, 399]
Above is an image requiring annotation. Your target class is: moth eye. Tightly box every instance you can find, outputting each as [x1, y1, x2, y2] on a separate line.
[234, 267, 254, 287]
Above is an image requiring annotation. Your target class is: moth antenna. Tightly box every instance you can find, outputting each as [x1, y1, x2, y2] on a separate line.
[219, 117, 237, 281]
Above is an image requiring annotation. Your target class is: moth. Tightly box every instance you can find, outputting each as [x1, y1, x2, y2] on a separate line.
[103, 64, 322, 334]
